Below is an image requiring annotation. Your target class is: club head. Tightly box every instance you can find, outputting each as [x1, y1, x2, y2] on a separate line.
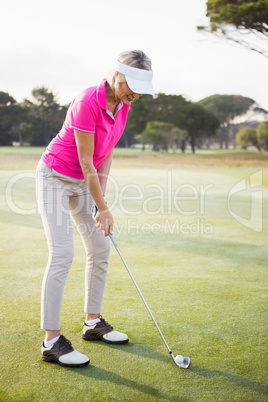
[175, 355, 191, 369]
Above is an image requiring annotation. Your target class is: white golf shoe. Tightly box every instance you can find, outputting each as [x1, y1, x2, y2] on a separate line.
[82, 317, 129, 344]
[41, 335, 89, 368]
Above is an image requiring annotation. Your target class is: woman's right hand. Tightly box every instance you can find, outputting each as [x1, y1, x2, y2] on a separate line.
[96, 208, 114, 236]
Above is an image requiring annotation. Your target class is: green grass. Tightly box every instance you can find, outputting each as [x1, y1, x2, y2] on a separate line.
[0, 147, 268, 401]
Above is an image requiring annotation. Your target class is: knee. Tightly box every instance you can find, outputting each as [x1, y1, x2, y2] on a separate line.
[101, 236, 110, 260]
[90, 235, 110, 262]
[49, 243, 74, 267]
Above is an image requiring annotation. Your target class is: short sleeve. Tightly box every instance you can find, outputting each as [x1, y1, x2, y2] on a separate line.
[70, 100, 97, 133]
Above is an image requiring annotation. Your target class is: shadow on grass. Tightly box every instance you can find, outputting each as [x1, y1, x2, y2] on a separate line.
[59, 343, 176, 400]
[95, 341, 169, 363]
[69, 365, 166, 400]
[192, 365, 268, 397]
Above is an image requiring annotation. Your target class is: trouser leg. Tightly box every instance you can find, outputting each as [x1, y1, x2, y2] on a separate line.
[36, 163, 74, 330]
[69, 188, 110, 314]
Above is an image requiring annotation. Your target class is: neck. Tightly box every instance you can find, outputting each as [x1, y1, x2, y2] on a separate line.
[106, 81, 117, 105]
[106, 81, 118, 115]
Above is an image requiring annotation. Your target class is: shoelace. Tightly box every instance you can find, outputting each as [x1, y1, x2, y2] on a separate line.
[58, 335, 74, 352]
[98, 317, 114, 332]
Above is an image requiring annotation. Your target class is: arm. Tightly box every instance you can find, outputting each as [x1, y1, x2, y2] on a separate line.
[74, 129, 113, 236]
[97, 149, 113, 195]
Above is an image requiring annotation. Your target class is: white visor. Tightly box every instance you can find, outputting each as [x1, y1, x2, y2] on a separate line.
[116, 61, 154, 96]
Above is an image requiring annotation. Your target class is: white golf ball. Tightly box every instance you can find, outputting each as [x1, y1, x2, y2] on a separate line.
[175, 355, 184, 364]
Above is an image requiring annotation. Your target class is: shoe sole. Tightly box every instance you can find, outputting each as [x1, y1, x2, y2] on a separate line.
[82, 334, 129, 344]
[42, 355, 90, 368]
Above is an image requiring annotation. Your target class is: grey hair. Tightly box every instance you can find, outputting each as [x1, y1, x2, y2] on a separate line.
[107, 49, 152, 90]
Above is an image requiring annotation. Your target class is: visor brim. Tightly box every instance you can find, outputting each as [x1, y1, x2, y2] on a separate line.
[125, 76, 155, 96]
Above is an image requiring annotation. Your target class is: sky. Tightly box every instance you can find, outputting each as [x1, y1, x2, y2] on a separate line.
[1, 0, 268, 110]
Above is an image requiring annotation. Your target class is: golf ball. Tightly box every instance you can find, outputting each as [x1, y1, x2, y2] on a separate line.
[175, 355, 184, 364]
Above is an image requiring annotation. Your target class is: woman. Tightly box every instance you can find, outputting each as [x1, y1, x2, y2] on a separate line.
[36, 49, 154, 368]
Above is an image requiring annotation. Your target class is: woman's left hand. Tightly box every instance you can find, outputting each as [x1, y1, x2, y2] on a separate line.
[95, 208, 114, 236]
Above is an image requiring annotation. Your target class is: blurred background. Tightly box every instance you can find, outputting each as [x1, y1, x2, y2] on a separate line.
[1, 0, 267, 150]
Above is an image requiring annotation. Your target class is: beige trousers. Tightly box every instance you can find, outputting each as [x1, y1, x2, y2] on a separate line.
[36, 160, 110, 330]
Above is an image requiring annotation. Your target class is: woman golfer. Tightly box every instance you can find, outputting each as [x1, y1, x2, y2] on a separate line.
[36, 50, 154, 367]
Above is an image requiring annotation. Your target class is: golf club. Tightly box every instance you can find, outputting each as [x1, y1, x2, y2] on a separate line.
[108, 233, 191, 369]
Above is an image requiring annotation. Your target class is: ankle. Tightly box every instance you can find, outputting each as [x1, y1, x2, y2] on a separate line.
[45, 330, 61, 342]
[86, 313, 101, 321]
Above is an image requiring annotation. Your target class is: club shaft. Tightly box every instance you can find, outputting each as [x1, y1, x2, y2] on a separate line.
[109, 234, 174, 358]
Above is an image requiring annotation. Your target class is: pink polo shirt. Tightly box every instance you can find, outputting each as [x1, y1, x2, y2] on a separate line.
[42, 79, 130, 178]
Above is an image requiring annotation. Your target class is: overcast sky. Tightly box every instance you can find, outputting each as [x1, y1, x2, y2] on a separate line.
[1, 0, 268, 110]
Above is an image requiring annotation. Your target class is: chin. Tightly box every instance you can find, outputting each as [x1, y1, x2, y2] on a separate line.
[121, 98, 132, 105]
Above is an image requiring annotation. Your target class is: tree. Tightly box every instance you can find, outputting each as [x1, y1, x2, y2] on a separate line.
[123, 95, 154, 147]
[145, 94, 219, 153]
[168, 127, 188, 153]
[198, 94, 255, 148]
[257, 121, 268, 150]
[236, 127, 260, 150]
[177, 103, 220, 153]
[198, 0, 268, 57]
[24, 87, 68, 145]
[149, 93, 189, 127]
[141, 122, 173, 151]
[0, 92, 25, 145]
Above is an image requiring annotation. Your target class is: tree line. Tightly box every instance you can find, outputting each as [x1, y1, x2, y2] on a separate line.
[0, 87, 267, 152]
[0, 89, 67, 147]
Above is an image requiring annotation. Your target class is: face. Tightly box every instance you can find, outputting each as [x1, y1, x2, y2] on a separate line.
[116, 82, 142, 105]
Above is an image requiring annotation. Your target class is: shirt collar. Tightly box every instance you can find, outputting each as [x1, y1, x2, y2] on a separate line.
[97, 79, 108, 110]
[97, 79, 123, 119]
